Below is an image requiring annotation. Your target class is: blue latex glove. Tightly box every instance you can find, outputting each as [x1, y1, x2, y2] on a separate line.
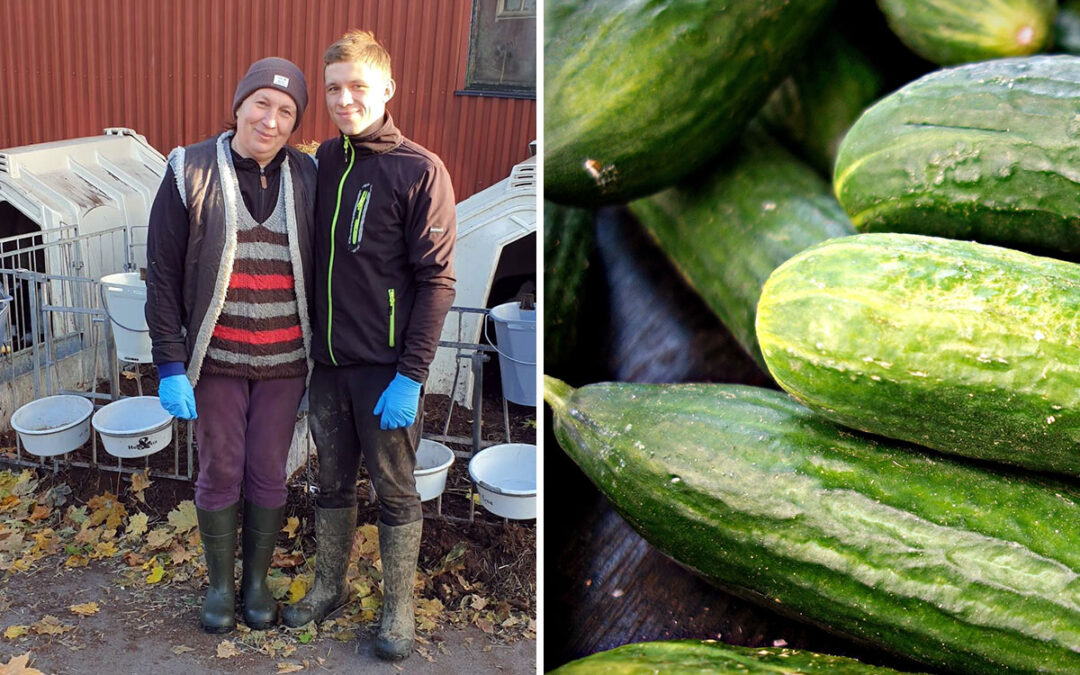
[158, 374, 197, 419]
[373, 373, 422, 430]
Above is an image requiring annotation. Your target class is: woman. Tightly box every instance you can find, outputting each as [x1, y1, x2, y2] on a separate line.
[145, 57, 317, 633]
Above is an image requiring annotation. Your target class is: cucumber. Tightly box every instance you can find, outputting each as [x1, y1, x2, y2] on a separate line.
[835, 55, 1080, 254]
[544, 0, 836, 206]
[756, 231, 1080, 476]
[628, 129, 855, 370]
[544, 201, 596, 377]
[757, 34, 884, 176]
[1056, 0, 1080, 54]
[544, 376, 1080, 673]
[877, 0, 1055, 65]
[550, 639, 921, 674]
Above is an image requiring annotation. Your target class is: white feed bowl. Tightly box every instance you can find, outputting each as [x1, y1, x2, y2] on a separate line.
[92, 396, 173, 459]
[468, 443, 536, 520]
[414, 439, 455, 502]
[10, 395, 94, 457]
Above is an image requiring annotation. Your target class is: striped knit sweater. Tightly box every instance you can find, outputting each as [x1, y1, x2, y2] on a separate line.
[201, 174, 307, 380]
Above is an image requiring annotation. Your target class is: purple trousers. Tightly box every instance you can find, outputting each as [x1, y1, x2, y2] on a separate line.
[193, 374, 307, 511]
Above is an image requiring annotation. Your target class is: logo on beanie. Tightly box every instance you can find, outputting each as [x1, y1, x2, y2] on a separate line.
[273, 74, 290, 88]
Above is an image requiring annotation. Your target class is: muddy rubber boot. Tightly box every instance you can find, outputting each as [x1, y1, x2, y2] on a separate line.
[281, 506, 356, 627]
[240, 501, 284, 630]
[374, 519, 423, 661]
[196, 503, 239, 633]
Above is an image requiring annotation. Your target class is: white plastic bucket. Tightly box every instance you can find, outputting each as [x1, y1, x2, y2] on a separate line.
[414, 439, 455, 502]
[92, 396, 173, 459]
[100, 272, 152, 363]
[488, 302, 536, 406]
[468, 443, 536, 520]
[10, 395, 94, 457]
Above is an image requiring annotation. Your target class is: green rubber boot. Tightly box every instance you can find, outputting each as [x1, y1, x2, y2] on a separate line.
[240, 501, 284, 630]
[281, 506, 356, 627]
[196, 503, 239, 633]
[374, 519, 423, 661]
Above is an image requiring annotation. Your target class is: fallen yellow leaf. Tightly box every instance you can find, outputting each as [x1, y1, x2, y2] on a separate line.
[3, 625, 27, 639]
[286, 578, 307, 604]
[146, 564, 165, 584]
[68, 602, 99, 617]
[125, 512, 149, 539]
[170, 645, 195, 655]
[0, 651, 44, 674]
[281, 516, 299, 539]
[131, 471, 152, 504]
[30, 615, 73, 636]
[145, 528, 174, 550]
[63, 554, 88, 569]
[87, 492, 126, 531]
[167, 501, 198, 534]
[91, 541, 118, 559]
[26, 505, 49, 522]
[216, 640, 240, 658]
[169, 541, 196, 565]
[277, 663, 304, 673]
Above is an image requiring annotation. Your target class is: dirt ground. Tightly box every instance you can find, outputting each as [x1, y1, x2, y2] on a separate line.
[0, 376, 537, 674]
[0, 563, 534, 674]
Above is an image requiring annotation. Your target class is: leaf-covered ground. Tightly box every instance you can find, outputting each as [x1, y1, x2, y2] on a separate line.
[0, 465, 536, 672]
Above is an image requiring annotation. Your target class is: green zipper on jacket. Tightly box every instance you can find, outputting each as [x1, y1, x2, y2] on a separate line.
[326, 137, 356, 366]
[350, 188, 370, 247]
[388, 288, 396, 348]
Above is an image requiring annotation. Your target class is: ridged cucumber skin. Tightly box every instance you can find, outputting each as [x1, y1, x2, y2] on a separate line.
[544, 201, 595, 373]
[877, 0, 1055, 65]
[544, 376, 1080, 673]
[757, 34, 884, 176]
[550, 639, 921, 674]
[834, 55, 1080, 254]
[544, 0, 836, 207]
[756, 232, 1080, 476]
[628, 130, 855, 370]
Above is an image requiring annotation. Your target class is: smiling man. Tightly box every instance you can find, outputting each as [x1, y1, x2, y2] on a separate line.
[279, 31, 456, 662]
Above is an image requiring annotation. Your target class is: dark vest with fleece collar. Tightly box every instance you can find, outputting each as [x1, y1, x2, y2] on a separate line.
[167, 132, 317, 386]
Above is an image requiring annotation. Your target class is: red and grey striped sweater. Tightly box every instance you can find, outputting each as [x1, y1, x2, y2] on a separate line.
[201, 191, 306, 380]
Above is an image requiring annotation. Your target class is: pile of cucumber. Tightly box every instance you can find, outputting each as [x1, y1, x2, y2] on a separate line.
[545, 1, 1080, 673]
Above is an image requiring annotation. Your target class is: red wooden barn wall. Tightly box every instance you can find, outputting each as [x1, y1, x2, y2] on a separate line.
[0, 0, 537, 199]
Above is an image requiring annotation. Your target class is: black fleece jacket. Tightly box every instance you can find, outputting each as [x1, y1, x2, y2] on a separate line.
[311, 113, 456, 382]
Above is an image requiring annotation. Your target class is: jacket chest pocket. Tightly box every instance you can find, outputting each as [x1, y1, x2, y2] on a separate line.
[347, 183, 373, 252]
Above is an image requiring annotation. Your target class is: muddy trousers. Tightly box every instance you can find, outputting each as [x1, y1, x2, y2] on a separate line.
[308, 363, 423, 525]
[193, 374, 307, 511]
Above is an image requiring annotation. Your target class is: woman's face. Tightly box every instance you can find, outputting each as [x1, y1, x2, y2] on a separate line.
[232, 88, 297, 165]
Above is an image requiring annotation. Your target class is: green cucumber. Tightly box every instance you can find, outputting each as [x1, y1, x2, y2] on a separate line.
[756, 231, 1080, 476]
[628, 129, 855, 370]
[757, 34, 884, 176]
[877, 0, 1055, 65]
[544, 201, 596, 375]
[835, 54, 1080, 254]
[550, 639, 921, 674]
[545, 376, 1080, 673]
[544, 0, 836, 206]
[1057, 0, 1080, 54]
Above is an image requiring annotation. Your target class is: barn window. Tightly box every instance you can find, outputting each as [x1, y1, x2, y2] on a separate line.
[458, 0, 536, 99]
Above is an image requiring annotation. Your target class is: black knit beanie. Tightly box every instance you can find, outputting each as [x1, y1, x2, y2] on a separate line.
[232, 57, 308, 127]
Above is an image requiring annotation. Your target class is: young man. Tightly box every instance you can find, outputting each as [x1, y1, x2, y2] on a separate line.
[280, 31, 456, 662]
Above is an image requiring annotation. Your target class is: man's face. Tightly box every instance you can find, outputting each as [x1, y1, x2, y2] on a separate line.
[233, 88, 297, 165]
[324, 61, 395, 137]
